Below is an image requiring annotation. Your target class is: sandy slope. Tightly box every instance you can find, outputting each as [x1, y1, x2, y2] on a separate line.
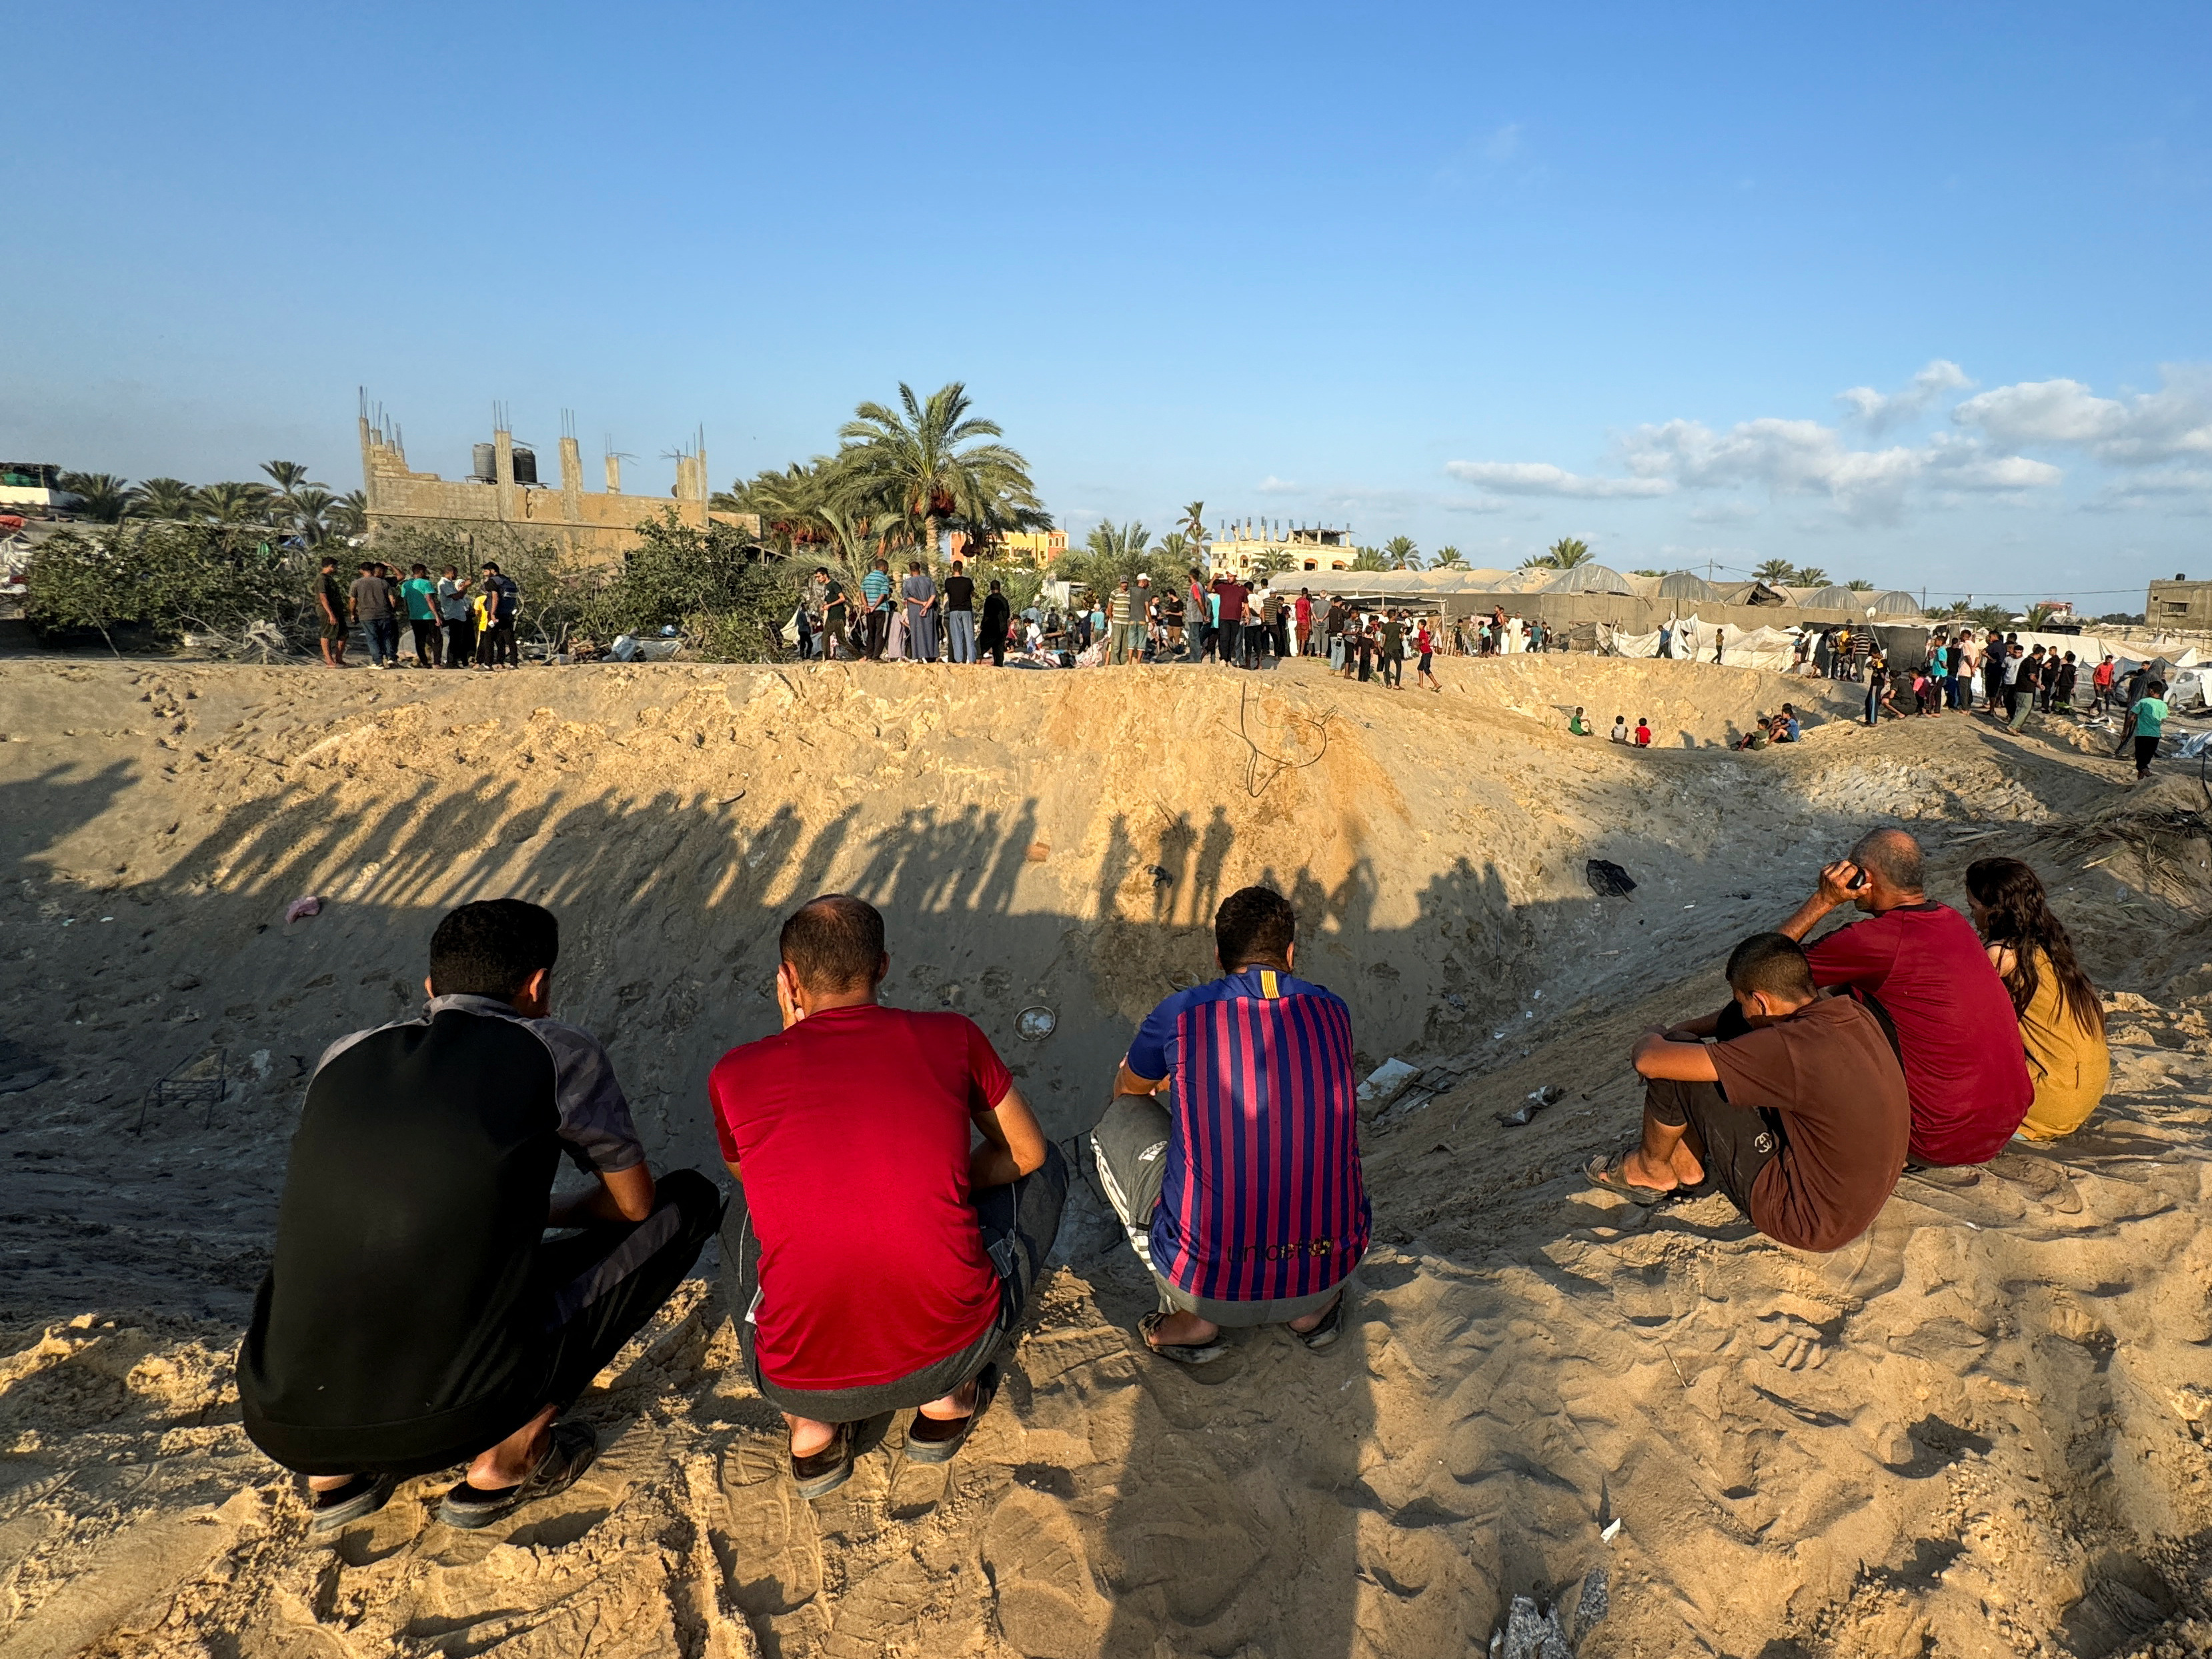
[0, 653, 2208, 1658]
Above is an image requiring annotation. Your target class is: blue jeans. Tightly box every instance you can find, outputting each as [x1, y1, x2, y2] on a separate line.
[946, 609, 976, 663]
[367, 617, 399, 665]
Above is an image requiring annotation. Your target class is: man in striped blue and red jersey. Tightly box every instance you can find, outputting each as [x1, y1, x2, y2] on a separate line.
[1090, 886, 1370, 1364]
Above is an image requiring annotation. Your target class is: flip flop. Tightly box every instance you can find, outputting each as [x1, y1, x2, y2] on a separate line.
[905, 1364, 999, 1465]
[436, 1420, 598, 1530]
[1136, 1310, 1227, 1366]
[790, 1421, 858, 1500]
[1293, 1292, 1348, 1352]
[1583, 1152, 1681, 1208]
[308, 1472, 397, 1536]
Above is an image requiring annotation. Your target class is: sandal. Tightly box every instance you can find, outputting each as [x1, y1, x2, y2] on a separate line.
[1136, 1310, 1227, 1366]
[437, 1420, 598, 1530]
[1584, 1151, 1682, 1208]
[309, 1472, 397, 1536]
[790, 1421, 858, 1500]
[906, 1364, 998, 1465]
[1292, 1293, 1348, 1352]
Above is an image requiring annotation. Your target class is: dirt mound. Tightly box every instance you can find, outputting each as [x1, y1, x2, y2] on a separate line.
[2, 654, 2209, 1657]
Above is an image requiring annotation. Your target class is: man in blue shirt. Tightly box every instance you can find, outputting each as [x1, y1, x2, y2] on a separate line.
[1091, 887, 1370, 1365]
[860, 559, 894, 659]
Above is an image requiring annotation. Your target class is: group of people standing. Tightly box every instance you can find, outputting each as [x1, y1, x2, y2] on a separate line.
[315, 555, 519, 672]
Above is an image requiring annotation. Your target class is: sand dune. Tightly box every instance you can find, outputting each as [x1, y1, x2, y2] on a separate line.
[1, 653, 2208, 1656]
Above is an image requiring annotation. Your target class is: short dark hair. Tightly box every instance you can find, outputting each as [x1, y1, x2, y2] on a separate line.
[1726, 932, 1816, 1002]
[1216, 886, 1295, 968]
[429, 900, 560, 998]
[780, 894, 885, 993]
[1851, 827, 1925, 892]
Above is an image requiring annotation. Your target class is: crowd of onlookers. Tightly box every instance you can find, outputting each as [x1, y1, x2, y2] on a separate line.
[314, 555, 520, 671]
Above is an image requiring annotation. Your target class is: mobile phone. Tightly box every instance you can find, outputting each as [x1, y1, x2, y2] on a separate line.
[1846, 868, 1868, 890]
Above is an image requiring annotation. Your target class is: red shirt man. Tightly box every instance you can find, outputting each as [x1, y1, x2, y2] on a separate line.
[1216, 577, 1248, 624]
[708, 895, 1062, 1496]
[1779, 829, 2032, 1166]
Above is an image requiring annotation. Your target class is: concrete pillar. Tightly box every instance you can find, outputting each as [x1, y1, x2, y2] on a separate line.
[559, 435, 583, 533]
[605, 453, 622, 494]
[494, 429, 516, 525]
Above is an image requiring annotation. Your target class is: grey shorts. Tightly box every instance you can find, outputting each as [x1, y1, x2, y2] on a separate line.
[1089, 1094, 1351, 1326]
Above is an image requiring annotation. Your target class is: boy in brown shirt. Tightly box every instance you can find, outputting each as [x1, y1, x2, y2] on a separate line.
[1585, 932, 1910, 1252]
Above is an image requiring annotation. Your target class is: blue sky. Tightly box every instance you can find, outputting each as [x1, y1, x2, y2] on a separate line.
[8, 1, 2208, 606]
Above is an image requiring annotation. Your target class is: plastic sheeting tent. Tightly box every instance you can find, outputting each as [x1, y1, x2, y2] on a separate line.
[1605, 616, 1801, 671]
[1541, 563, 1636, 595]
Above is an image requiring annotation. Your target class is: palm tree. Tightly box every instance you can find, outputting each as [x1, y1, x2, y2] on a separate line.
[288, 486, 337, 545]
[1546, 537, 1592, 569]
[1349, 545, 1388, 572]
[1846, 578, 1875, 591]
[261, 459, 319, 505]
[1793, 565, 1830, 588]
[1383, 534, 1420, 570]
[1753, 558, 1797, 583]
[329, 490, 369, 538]
[197, 481, 276, 526]
[1432, 545, 1466, 568]
[1254, 545, 1296, 579]
[832, 382, 1042, 567]
[129, 477, 199, 521]
[1157, 530, 1192, 565]
[58, 471, 131, 523]
[1180, 501, 1208, 567]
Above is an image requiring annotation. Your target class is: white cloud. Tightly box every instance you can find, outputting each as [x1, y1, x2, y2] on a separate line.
[1618, 416, 2057, 523]
[1835, 359, 1973, 433]
[1953, 366, 2212, 465]
[1254, 475, 1302, 495]
[1481, 123, 1522, 163]
[1443, 460, 1673, 498]
[1687, 500, 1759, 524]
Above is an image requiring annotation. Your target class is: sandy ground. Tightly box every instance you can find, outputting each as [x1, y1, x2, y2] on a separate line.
[1, 651, 2209, 1658]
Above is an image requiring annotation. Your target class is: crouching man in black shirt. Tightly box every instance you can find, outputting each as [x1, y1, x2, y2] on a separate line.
[239, 900, 723, 1534]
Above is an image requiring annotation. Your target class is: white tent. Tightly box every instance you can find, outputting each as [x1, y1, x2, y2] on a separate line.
[1605, 615, 1801, 672]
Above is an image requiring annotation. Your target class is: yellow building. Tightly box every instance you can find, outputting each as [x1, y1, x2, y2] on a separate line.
[1207, 520, 1355, 579]
[949, 527, 1066, 565]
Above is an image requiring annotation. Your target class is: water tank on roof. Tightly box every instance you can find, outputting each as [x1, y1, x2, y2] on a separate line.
[471, 443, 497, 483]
[511, 444, 538, 486]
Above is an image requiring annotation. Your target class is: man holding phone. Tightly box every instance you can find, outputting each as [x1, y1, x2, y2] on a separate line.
[1775, 827, 2031, 1169]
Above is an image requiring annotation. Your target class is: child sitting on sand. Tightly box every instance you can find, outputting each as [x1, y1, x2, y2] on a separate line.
[1633, 719, 1652, 747]
[1584, 933, 1909, 1251]
[1569, 707, 1590, 735]
[1610, 715, 1628, 743]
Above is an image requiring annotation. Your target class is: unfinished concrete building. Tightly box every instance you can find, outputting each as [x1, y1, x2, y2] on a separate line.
[357, 401, 713, 558]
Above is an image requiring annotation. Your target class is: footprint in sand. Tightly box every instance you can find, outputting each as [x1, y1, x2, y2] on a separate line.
[982, 1490, 1110, 1659]
[1755, 1312, 1829, 1372]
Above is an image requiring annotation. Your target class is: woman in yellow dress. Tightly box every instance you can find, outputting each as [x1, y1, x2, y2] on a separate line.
[1965, 857, 2110, 1140]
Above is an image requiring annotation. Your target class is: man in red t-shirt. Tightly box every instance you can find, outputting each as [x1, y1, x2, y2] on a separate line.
[1777, 828, 2032, 1167]
[710, 896, 1064, 1498]
[1215, 575, 1250, 667]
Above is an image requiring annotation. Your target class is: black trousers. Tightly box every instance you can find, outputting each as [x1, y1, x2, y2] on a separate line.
[250, 1168, 724, 1478]
[720, 1145, 1066, 1422]
[445, 617, 475, 667]
[2135, 734, 2161, 777]
[410, 618, 442, 665]
[1642, 1004, 1783, 1220]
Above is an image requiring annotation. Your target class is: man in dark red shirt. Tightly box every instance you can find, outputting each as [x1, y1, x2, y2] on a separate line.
[1215, 575, 1250, 667]
[710, 896, 1064, 1498]
[1777, 827, 2032, 1168]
